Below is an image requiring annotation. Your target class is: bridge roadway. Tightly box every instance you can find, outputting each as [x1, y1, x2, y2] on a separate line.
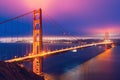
[5, 41, 113, 63]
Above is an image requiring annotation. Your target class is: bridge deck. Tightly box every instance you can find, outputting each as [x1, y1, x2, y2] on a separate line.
[5, 41, 113, 63]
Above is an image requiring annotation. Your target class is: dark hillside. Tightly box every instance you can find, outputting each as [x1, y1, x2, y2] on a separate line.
[0, 61, 44, 80]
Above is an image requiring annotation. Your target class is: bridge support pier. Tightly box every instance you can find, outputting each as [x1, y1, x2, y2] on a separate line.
[32, 9, 43, 76]
[105, 44, 109, 50]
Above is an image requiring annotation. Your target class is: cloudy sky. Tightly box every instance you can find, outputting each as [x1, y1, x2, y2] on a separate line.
[0, 0, 120, 37]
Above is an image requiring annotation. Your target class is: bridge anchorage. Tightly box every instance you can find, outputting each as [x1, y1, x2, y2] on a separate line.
[4, 8, 114, 78]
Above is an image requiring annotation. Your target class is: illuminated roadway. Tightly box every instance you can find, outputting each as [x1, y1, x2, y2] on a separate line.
[5, 41, 113, 63]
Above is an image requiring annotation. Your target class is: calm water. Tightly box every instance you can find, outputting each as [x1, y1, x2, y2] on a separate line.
[43, 46, 120, 80]
[0, 43, 120, 80]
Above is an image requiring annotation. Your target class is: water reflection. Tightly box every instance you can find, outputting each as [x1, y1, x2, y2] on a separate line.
[60, 48, 114, 80]
[44, 47, 120, 80]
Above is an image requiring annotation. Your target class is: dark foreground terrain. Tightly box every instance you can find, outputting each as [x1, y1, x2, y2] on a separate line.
[0, 61, 44, 80]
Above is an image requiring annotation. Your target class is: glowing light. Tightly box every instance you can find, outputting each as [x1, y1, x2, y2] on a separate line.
[72, 49, 77, 52]
[88, 24, 120, 36]
[24, 0, 51, 10]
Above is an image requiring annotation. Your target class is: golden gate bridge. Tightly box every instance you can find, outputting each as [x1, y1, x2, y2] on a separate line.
[0, 8, 113, 77]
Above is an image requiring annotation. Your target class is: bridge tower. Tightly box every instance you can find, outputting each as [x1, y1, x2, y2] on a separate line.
[105, 32, 109, 41]
[32, 9, 43, 75]
[104, 32, 109, 49]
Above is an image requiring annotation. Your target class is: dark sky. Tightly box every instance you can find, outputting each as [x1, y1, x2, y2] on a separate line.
[0, 0, 120, 37]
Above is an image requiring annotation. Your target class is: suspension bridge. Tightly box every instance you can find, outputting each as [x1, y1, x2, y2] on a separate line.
[0, 8, 113, 76]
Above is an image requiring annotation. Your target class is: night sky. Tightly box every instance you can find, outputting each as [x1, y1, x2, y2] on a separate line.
[0, 0, 120, 37]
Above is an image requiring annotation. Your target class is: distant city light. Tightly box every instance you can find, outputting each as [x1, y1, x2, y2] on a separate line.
[0, 35, 119, 43]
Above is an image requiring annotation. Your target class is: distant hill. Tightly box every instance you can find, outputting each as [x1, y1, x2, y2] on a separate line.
[0, 61, 44, 80]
